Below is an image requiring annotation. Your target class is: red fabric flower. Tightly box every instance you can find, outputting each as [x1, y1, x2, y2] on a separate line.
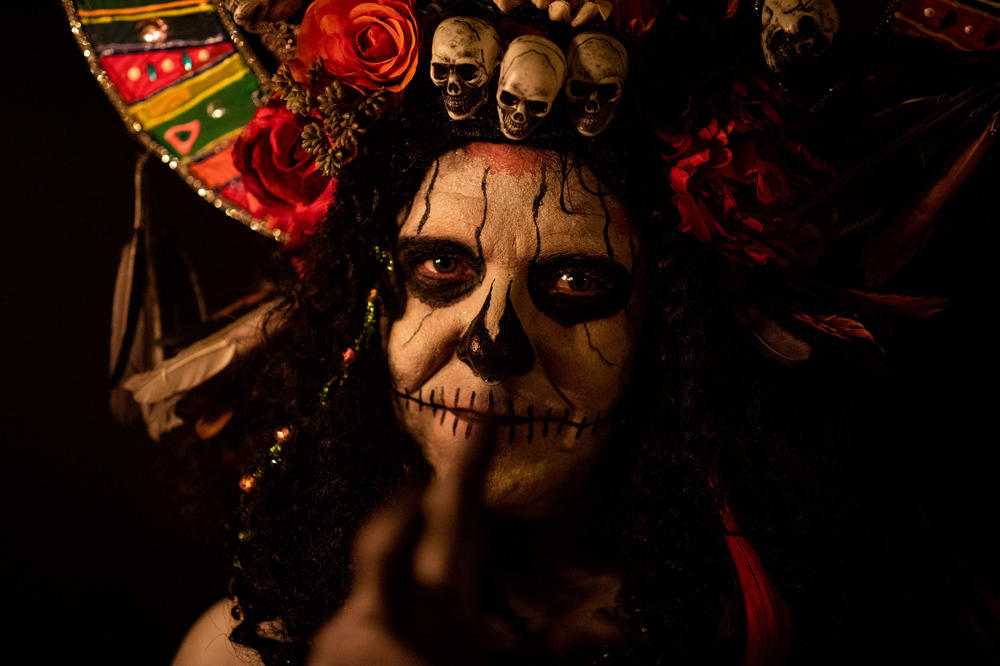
[297, 0, 420, 92]
[613, 0, 662, 39]
[233, 104, 337, 246]
[659, 78, 835, 266]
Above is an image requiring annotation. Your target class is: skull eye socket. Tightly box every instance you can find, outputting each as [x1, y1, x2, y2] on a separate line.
[568, 80, 591, 98]
[526, 100, 549, 115]
[499, 90, 519, 107]
[398, 237, 484, 307]
[529, 255, 631, 325]
[797, 15, 819, 36]
[456, 64, 480, 81]
[597, 83, 620, 101]
[431, 63, 449, 81]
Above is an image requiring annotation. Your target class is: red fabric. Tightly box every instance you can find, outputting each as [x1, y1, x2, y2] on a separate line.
[612, 0, 663, 39]
[722, 505, 792, 666]
[791, 312, 876, 344]
[100, 43, 234, 104]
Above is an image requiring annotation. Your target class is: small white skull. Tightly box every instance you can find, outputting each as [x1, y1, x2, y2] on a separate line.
[760, 0, 840, 73]
[496, 36, 566, 141]
[565, 32, 628, 137]
[430, 18, 501, 121]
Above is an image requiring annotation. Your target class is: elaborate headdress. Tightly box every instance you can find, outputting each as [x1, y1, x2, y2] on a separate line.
[66, 1, 999, 662]
[65, 0, 1000, 453]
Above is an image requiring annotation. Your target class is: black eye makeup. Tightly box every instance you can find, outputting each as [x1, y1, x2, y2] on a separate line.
[397, 237, 484, 307]
[528, 255, 632, 325]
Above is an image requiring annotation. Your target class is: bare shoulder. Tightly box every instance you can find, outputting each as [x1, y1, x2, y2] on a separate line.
[172, 599, 263, 666]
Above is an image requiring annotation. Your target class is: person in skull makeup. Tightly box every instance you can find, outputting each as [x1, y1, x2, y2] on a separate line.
[387, 143, 643, 516]
[173, 5, 976, 664]
[173, 72, 770, 664]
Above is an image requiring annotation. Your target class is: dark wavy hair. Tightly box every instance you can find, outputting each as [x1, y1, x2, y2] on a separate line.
[224, 13, 875, 665]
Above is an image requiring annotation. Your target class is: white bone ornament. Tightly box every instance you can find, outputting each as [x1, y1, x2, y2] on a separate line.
[760, 0, 840, 73]
[430, 18, 502, 121]
[565, 32, 628, 137]
[496, 35, 567, 141]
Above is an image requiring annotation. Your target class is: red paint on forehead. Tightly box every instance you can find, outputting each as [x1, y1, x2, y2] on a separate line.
[463, 142, 548, 177]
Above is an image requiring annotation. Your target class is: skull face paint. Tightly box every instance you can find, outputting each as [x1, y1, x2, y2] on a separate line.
[386, 143, 642, 515]
[496, 36, 567, 141]
[430, 18, 501, 121]
[760, 0, 840, 73]
[565, 33, 628, 137]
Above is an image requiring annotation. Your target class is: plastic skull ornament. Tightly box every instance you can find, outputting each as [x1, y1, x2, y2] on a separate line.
[430, 18, 501, 120]
[565, 33, 628, 137]
[496, 36, 566, 140]
[760, 0, 840, 73]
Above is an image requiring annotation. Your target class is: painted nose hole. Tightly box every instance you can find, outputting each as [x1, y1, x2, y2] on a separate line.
[457, 283, 535, 383]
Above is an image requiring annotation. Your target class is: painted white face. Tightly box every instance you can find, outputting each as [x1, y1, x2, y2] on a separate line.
[760, 0, 840, 73]
[386, 143, 642, 516]
[430, 17, 501, 121]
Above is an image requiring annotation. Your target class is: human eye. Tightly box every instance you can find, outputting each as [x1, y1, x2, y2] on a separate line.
[397, 237, 483, 306]
[415, 256, 476, 281]
[529, 256, 631, 325]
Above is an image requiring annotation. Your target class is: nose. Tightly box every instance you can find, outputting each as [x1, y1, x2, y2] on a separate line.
[513, 100, 527, 123]
[457, 282, 535, 383]
[447, 69, 461, 95]
[585, 91, 600, 114]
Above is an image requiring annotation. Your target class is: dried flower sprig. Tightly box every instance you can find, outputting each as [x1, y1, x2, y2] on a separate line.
[272, 57, 391, 177]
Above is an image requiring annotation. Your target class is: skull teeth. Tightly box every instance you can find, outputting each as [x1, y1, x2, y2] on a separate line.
[442, 89, 483, 112]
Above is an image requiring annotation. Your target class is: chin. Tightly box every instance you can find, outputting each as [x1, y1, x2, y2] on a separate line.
[392, 391, 610, 517]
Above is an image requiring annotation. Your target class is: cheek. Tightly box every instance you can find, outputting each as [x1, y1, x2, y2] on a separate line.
[385, 300, 464, 390]
[532, 310, 638, 409]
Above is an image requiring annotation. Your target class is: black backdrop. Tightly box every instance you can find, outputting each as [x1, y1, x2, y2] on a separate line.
[3, 2, 999, 664]
[3, 2, 274, 662]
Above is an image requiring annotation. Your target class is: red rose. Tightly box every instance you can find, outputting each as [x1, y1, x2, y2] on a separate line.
[659, 79, 835, 266]
[297, 0, 420, 92]
[233, 104, 337, 245]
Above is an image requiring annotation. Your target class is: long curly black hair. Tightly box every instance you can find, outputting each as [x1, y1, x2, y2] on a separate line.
[223, 8, 883, 665]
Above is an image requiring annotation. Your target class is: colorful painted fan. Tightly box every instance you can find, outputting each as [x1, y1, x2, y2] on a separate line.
[64, 0, 281, 240]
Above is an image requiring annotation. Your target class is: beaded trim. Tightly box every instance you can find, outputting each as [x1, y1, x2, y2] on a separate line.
[63, 0, 285, 243]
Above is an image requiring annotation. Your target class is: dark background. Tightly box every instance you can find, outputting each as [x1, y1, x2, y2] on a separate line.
[3, 2, 274, 662]
[3, 2, 999, 664]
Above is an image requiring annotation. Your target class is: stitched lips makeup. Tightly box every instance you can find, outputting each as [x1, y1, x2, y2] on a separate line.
[392, 386, 603, 442]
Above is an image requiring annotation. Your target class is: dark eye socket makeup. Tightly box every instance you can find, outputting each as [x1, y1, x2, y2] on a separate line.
[397, 239, 631, 322]
[528, 255, 631, 325]
[397, 237, 485, 307]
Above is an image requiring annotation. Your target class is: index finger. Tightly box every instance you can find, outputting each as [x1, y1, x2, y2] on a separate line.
[411, 423, 498, 592]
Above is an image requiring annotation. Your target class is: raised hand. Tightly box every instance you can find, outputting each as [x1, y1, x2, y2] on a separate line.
[306, 429, 497, 666]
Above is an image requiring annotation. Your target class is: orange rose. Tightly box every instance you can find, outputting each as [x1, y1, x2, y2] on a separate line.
[297, 0, 420, 92]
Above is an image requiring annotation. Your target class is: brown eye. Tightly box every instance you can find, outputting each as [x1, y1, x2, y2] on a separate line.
[397, 237, 484, 307]
[431, 257, 457, 273]
[556, 272, 595, 294]
[529, 256, 631, 326]
[416, 256, 474, 280]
